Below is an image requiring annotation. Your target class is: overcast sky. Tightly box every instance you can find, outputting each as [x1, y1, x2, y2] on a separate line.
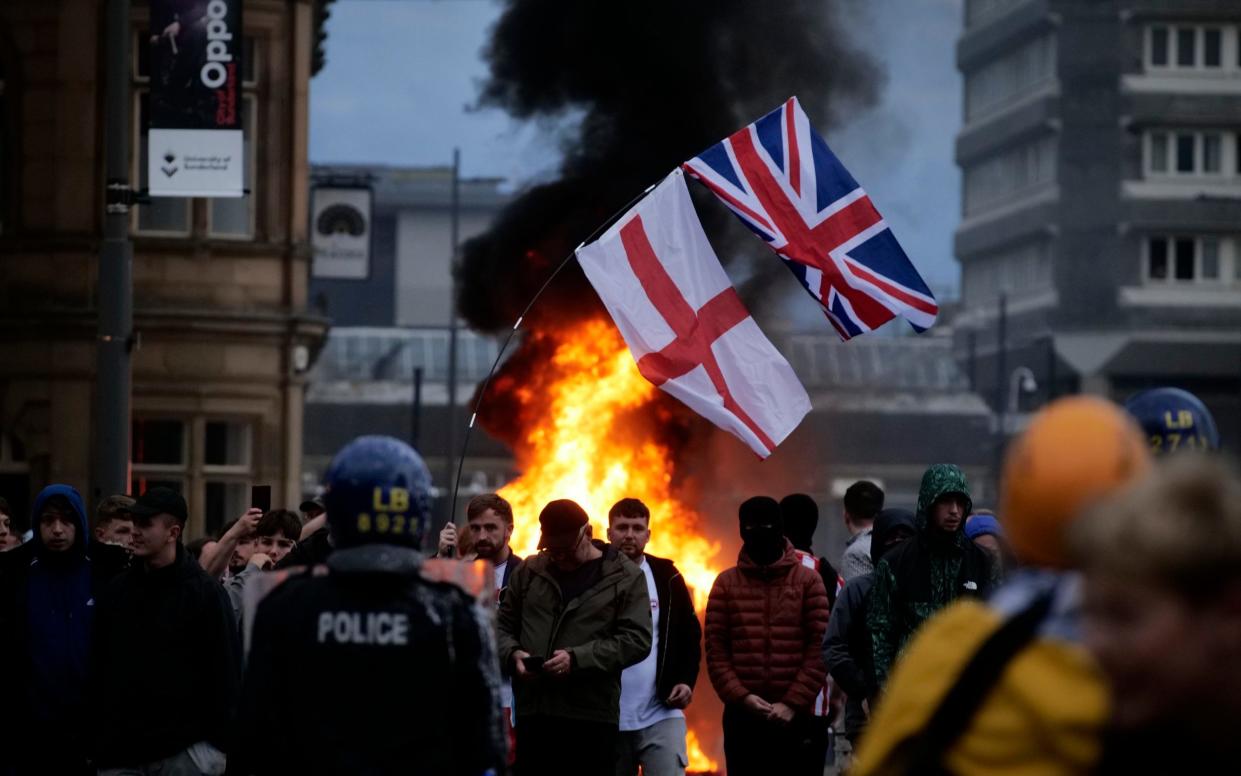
[310, 0, 966, 299]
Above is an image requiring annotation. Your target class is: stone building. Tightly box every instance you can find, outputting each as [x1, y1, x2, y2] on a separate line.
[0, 0, 327, 537]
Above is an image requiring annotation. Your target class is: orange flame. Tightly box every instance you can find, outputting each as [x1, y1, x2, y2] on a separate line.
[686, 728, 720, 774]
[496, 318, 722, 773]
[499, 319, 721, 612]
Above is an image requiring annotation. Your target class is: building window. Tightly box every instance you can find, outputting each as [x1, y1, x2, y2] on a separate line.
[131, 417, 255, 538]
[1147, 25, 1238, 71]
[1177, 28, 1196, 67]
[1145, 130, 1237, 179]
[207, 96, 257, 238]
[964, 33, 1056, 122]
[962, 241, 1052, 305]
[1145, 236, 1238, 285]
[963, 135, 1057, 216]
[1151, 27, 1169, 66]
[1205, 28, 1223, 67]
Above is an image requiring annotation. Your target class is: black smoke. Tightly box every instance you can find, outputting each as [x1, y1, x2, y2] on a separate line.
[457, 0, 885, 333]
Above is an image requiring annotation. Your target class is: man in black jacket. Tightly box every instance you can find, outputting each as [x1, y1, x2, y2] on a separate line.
[822, 508, 916, 749]
[232, 436, 505, 776]
[91, 487, 240, 775]
[607, 498, 702, 776]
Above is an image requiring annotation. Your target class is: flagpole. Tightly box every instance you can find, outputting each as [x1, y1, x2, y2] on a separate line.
[446, 172, 671, 523]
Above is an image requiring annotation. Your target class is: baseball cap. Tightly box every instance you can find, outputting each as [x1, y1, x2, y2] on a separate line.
[126, 487, 188, 525]
[298, 495, 326, 513]
[538, 499, 589, 550]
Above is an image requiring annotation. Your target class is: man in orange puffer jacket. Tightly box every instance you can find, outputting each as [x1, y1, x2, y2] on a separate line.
[705, 496, 831, 776]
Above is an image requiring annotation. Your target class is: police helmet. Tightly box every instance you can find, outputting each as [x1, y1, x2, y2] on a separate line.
[1123, 387, 1220, 454]
[323, 436, 434, 549]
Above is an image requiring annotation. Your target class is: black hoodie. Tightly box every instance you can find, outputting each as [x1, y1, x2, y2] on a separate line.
[90, 543, 241, 767]
[822, 508, 917, 739]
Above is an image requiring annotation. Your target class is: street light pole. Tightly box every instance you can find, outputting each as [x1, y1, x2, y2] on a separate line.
[95, 0, 134, 504]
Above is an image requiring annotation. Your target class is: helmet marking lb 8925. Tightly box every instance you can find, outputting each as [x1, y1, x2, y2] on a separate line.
[323, 436, 434, 549]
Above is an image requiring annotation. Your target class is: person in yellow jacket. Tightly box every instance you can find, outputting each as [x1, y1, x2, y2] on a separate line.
[853, 396, 1151, 776]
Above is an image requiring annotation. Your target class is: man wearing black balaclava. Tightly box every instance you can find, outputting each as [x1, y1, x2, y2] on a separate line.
[704, 497, 831, 776]
[781, 493, 842, 610]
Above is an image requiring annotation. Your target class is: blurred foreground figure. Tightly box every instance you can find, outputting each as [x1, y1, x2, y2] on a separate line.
[1073, 454, 1241, 773]
[855, 397, 1150, 775]
[232, 436, 505, 775]
[1124, 386, 1220, 455]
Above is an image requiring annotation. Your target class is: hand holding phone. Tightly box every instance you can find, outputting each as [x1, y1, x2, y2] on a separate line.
[250, 485, 272, 514]
[522, 655, 545, 673]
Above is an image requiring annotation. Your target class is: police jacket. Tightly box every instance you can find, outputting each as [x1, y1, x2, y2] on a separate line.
[231, 545, 505, 776]
[644, 553, 702, 701]
[90, 544, 241, 768]
[496, 542, 652, 725]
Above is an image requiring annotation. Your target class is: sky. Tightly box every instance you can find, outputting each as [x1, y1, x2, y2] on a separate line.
[310, 0, 966, 300]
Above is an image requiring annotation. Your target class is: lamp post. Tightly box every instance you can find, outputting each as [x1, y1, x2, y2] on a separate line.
[1008, 366, 1038, 417]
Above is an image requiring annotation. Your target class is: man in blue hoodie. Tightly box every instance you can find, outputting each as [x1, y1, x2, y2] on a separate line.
[0, 485, 129, 775]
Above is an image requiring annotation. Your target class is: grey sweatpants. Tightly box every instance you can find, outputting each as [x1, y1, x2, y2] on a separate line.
[615, 717, 688, 776]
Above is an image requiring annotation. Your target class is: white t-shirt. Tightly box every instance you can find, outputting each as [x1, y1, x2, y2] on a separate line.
[618, 557, 684, 732]
[493, 557, 510, 594]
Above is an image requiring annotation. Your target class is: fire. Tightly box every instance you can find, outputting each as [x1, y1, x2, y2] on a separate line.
[499, 319, 722, 612]
[685, 728, 719, 775]
[496, 318, 722, 773]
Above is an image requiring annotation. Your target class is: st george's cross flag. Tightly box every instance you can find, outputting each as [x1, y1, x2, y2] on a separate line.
[684, 97, 939, 341]
[576, 170, 810, 458]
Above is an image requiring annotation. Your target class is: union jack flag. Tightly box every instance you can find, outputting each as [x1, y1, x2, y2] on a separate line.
[683, 97, 939, 340]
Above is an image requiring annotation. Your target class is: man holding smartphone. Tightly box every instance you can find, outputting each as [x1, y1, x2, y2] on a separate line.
[496, 499, 652, 776]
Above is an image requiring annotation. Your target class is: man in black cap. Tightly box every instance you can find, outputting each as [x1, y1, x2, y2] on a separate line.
[298, 495, 325, 524]
[496, 499, 652, 776]
[89, 487, 241, 775]
[279, 496, 333, 568]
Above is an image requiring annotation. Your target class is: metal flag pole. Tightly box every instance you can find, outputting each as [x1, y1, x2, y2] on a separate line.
[444, 149, 461, 521]
[446, 172, 669, 523]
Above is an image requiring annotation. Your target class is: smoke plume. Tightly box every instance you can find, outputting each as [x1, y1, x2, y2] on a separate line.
[459, 0, 884, 330]
[460, 0, 885, 452]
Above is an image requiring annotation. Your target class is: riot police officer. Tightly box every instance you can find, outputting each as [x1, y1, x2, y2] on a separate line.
[1124, 386, 1220, 454]
[231, 436, 505, 775]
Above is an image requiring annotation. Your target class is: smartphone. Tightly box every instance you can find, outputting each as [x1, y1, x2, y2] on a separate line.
[250, 485, 272, 514]
[522, 655, 545, 672]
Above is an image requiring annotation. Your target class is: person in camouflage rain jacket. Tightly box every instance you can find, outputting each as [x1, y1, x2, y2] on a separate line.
[867, 464, 994, 689]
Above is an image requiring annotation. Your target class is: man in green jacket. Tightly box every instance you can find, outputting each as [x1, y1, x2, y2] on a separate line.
[867, 464, 995, 689]
[497, 499, 652, 776]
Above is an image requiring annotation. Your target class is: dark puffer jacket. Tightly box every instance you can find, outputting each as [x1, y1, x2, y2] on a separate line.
[705, 539, 830, 711]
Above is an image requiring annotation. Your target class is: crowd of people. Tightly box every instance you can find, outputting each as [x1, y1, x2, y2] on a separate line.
[0, 385, 1234, 776]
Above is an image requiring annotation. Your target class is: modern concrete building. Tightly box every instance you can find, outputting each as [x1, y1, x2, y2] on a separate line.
[953, 0, 1241, 448]
[301, 166, 513, 507]
[308, 165, 511, 327]
[0, 1, 328, 537]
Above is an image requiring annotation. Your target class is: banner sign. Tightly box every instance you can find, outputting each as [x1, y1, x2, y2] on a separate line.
[148, 0, 244, 197]
[311, 188, 373, 279]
